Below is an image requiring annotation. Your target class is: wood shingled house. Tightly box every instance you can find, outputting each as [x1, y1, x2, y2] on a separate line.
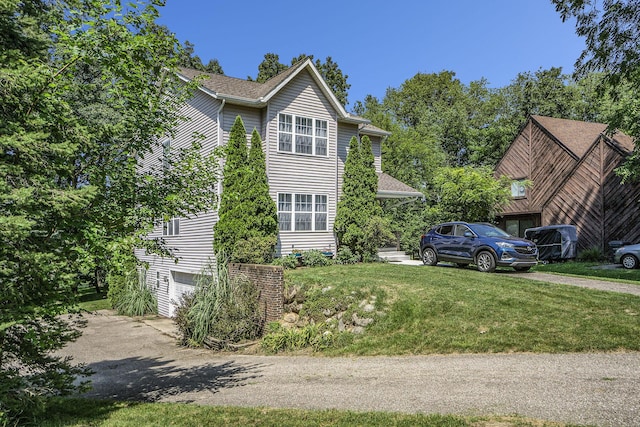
[494, 115, 640, 253]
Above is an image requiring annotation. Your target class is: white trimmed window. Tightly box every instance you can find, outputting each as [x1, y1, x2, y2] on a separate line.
[278, 113, 328, 156]
[278, 193, 328, 231]
[161, 138, 171, 170]
[163, 217, 180, 236]
[511, 180, 526, 198]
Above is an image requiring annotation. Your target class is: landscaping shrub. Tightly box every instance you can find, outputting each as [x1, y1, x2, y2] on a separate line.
[175, 261, 263, 348]
[261, 322, 334, 353]
[108, 265, 157, 316]
[336, 246, 360, 264]
[273, 254, 299, 269]
[232, 235, 277, 264]
[301, 249, 333, 267]
[578, 246, 604, 262]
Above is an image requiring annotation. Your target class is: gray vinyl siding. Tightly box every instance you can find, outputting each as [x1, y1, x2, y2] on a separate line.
[370, 135, 383, 173]
[266, 71, 339, 255]
[136, 90, 221, 317]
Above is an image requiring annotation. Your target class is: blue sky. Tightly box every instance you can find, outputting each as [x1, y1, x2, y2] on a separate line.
[156, 1, 585, 108]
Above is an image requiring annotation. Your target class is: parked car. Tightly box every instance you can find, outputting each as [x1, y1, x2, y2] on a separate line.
[613, 243, 640, 269]
[419, 222, 538, 272]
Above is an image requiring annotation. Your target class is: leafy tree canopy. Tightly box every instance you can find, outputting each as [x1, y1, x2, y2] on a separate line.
[553, 0, 640, 180]
[177, 39, 224, 74]
[0, 0, 218, 423]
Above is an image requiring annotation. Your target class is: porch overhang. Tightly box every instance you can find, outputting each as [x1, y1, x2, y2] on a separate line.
[377, 172, 423, 199]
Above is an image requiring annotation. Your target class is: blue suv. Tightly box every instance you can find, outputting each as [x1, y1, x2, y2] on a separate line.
[420, 222, 538, 272]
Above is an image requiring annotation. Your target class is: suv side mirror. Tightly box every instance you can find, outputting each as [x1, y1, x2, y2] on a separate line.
[464, 231, 474, 238]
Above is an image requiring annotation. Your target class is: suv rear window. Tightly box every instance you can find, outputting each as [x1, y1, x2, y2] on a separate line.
[437, 225, 453, 236]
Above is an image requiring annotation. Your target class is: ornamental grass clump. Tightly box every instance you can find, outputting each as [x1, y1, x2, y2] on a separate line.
[175, 261, 263, 348]
[109, 266, 157, 317]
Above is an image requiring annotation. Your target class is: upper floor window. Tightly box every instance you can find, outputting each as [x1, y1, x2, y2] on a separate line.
[278, 113, 328, 156]
[161, 139, 171, 171]
[163, 217, 180, 236]
[278, 193, 328, 232]
[511, 180, 526, 198]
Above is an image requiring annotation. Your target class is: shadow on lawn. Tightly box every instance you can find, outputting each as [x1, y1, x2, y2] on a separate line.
[82, 356, 264, 403]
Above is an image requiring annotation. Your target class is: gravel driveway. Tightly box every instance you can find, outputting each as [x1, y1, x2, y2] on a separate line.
[59, 310, 640, 427]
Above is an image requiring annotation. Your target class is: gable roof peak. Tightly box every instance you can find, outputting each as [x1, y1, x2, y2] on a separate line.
[530, 115, 634, 157]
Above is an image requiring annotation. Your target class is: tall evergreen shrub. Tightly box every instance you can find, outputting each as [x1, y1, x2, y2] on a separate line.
[335, 136, 391, 258]
[213, 118, 277, 263]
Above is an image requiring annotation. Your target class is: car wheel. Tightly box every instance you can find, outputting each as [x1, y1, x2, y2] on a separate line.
[621, 254, 638, 269]
[456, 263, 469, 268]
[421, 248, 438, 266]
[476, 251, 496, 273]
[513, 266, 531, 272]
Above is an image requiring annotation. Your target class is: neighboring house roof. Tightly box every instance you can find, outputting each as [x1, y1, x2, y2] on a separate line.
[178, 59, 366, 125]
[377, 172, 423, 198]
[531, 115, 635, 158]
[359, 123, 391, 137]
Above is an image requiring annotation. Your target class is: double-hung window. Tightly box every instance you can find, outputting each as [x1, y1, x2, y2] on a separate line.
[163, 217, 180, 236]
[278, 193, 328, 231]
[278, 113, 328, 156]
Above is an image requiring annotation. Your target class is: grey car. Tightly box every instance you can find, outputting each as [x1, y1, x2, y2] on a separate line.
[614, 243, 640, 269]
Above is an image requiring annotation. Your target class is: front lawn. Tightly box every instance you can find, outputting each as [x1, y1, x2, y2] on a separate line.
[40, 398, 577, 427]
[284, 263, 640, 356]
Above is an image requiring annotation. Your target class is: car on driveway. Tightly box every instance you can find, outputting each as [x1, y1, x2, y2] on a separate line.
[613, 243, 640, 269]
[420, 222, 538, 272]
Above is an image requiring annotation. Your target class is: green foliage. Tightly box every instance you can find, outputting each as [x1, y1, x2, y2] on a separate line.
[0, 1, 219, 423]
[335, 136, 388, 258]
[427, 166, 512, 224]
[261, 322, 334, 353]
[553, 0, 640, 181]
[109, 266, 157, 317]
[253, 53, 288, 83]
[336, 246, 360, 264]
[272, 254, 299, 269]
[177, 40, 224, 74]
[214, 119, 277, 263]
[301, 249, 333, 267]
[175, 262, 263, 347]
[577, 247, 605, 263]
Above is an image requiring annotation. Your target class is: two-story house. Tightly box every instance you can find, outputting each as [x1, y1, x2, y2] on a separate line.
[137, 59, 421, 317]
[494, 115, 640, 254]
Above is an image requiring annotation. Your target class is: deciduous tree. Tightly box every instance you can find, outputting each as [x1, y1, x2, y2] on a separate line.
[0, 1, 218, 423]
[553, 0, 640, 180]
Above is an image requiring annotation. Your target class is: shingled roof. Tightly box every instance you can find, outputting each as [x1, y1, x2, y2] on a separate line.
[532, 115, 635, 158]
[177, 59, 365, 124]
[377, 172, 423, 198]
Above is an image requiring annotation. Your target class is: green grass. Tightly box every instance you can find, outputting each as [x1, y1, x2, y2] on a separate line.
[534, 261, 640, 284]
[77, 285, 111, 312]
[39, 398, 580, 427]
[285, 264, 640, 356]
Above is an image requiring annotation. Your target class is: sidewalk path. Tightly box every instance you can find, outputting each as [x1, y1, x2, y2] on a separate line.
[59, 311, 640, 427]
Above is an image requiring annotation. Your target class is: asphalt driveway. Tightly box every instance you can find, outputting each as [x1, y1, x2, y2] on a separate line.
[58, 309, 640, 427]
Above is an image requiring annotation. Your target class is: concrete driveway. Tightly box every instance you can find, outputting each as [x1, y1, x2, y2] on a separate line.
[58, 310, 640, 427]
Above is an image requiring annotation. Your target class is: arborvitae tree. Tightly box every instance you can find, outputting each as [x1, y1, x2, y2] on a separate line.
[335, 136, 390, 259]
[234, 129, 278, 263]
[214, 116, 250, 257]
